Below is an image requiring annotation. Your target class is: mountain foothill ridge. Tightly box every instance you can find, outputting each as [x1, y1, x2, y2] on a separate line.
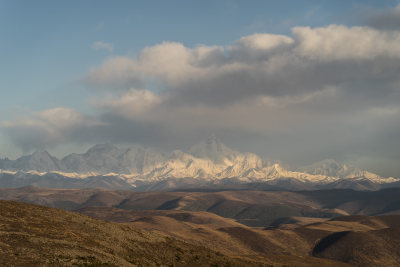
[0, 135, 398, 190]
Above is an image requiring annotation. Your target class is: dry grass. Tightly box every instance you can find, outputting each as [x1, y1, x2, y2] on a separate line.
[79, 206, 400, 267]
[0, 200, 263, 266]
[78, 207, 351, 266]
[2, 187, 400, 266]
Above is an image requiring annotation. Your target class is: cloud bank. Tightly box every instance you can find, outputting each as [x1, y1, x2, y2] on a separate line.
[0, 108, 103, 152]
[3, 21, 400, 175]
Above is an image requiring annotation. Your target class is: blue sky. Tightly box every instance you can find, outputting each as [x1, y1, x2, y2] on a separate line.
[1, 0, 396, 115]
[1, 0, 400, 176]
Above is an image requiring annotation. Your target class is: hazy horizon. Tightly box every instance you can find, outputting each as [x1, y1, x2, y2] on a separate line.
[1, 0, 400, 177]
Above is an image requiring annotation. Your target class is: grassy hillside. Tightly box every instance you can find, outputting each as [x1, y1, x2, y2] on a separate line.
[0, 200, 350, 266]
[0, 200, 261, 266]
[311, 215, 400, 266]
[4, 188, 400, 224]
[1, 187, 400, 266]
[78, 207, 400, 267]
[0, 188, 348, 227]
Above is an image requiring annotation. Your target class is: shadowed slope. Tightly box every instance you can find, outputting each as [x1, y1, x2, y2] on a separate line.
[78, 206, 400, 267]
[312, 226, 400, 266]
[2, 187, 400, 228]
[77, 206, 348, 266]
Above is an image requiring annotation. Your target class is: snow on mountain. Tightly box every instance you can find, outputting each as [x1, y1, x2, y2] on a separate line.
[120, 145, 166, 174]
[299, 159, 398, 183]
[0, 136, 398, 190]
[188, 134, 240, 163]
[62, 144, 129, 174]
[61, 144, 166, 175]
[6, 150, 64, 172]
[262, 164, 338, 183]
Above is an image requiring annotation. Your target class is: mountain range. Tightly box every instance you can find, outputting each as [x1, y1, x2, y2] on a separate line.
[0, 135, 399, 191]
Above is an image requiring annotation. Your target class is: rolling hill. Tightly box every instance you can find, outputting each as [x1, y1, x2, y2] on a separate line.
[0, 200, 257, 266]
[0, 200, 349, 266]
[77, 206, 400, 266]
[2, 187, 400, 227]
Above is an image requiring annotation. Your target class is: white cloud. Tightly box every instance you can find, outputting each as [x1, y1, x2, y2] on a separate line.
[87, 25, 400, 99]
[1, 108, 86, 130]
[91, 41, 114, 52]
[292, 25, 400, 60]
[0, 108, 103, 151]
[87, 42, 217, 89]
[93, 89, 163, 119]
[236, 33, 294, 51]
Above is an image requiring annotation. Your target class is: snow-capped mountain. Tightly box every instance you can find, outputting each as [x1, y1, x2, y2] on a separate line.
[0, 136, 398, 190]
[299, 159, 398, 183]
[2, 150, 64, 172]
[188, 134, 240, 163]
[61, 144, 166, 174]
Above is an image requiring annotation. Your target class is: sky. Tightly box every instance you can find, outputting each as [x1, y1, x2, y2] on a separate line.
[1, 0, 400, 176]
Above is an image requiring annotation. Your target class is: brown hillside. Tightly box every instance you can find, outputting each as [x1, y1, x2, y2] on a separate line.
[78, 206, 352, 266]
[79, 207, 400, 267]
[0, 187, 346, 227]
[0, 200, 262, 266]
[78, 207, 286, 256]
[311, 216, 400, 266]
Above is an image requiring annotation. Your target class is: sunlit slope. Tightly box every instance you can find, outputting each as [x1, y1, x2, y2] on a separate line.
[0, 200, 258, 266]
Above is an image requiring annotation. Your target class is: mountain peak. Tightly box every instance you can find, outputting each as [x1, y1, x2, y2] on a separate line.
[205, 134, 219, 145]
[10, 149, 62, 172]
[85, 144, 120, 155]
[188, 135, 239, 162]
[299, 159, 385, 180]
[31, 150, 52, 157]
[299, 159, 343, 176]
